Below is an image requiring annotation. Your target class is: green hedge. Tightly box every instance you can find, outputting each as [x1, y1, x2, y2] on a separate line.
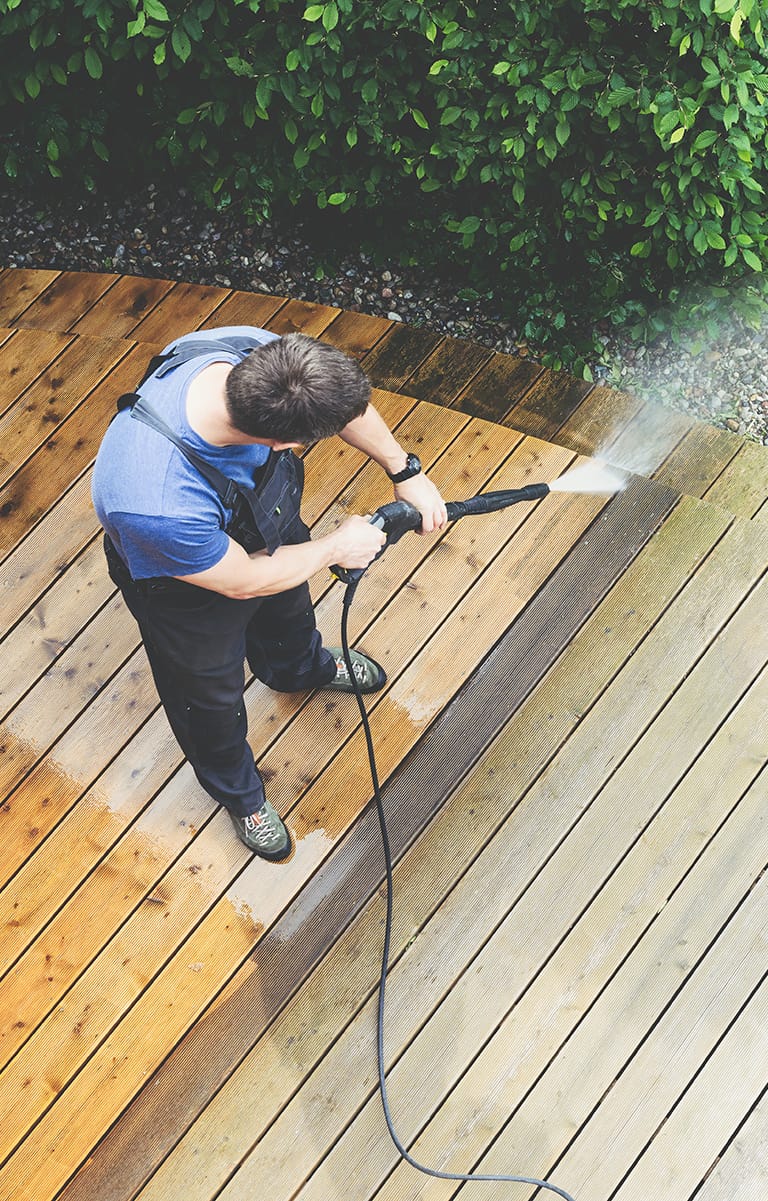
[2, 0, 768, 367]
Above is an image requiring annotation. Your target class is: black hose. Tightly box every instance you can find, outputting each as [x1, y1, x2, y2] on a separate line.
[340, 582, 576, 1201]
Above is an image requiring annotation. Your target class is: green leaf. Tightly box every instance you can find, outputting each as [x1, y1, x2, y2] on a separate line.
[492, 61, 510, 76]
[328, 192, 347, 204]
[457, 216, 481, 234]
[293, 146, 310, 168]
[303, 4, 323, 19]
[346, 125, 358, 147]
[284, 118, 299, 143]
[286, 49, 300, 70]
[172, 26, 191, 61]
[669, 126, 686, 144]
[429, 59, 449, 75]
[361, 78, 378, 102]
[742, 247, 763, 270]
[714, 0, 733, 11]
[127, 12, 146, 36]
[144, 0, 169, 20]
[177, 107, 197, 124]
[693, 130, 718, 151]
[322, 2, 338, 30]
[411, 108, 428, 129]
[153, 40, 166, 64]
[706, 230, 726, 249]
[440, 106, 462, 125]
[84, 47, 102, 79]
[46, 138, 59, 161]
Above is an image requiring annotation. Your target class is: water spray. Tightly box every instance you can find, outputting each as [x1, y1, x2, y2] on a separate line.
[329, 465, 635, 1201]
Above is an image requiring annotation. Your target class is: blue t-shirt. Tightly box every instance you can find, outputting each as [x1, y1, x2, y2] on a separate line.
[92, 326, 279, 579]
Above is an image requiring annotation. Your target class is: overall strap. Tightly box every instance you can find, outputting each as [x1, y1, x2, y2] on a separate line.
[128, 394, 241, 508]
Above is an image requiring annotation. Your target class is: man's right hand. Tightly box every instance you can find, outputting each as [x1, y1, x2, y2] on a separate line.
[328, 514, 387, 570]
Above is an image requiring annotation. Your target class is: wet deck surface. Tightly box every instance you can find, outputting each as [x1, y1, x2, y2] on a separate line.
[1, 269, 766, 1201]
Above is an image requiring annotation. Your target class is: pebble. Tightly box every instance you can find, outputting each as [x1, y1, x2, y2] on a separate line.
[0, 183, 765, 446]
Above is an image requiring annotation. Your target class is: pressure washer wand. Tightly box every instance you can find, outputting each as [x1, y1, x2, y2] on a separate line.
[331, 482, 551, 586]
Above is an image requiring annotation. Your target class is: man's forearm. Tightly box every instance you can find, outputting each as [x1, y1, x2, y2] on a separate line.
[337, 404, 410, 477]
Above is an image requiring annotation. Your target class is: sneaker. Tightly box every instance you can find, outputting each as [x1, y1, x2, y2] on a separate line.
[230, 800, 292, 860]
[324, 647, 387, 694]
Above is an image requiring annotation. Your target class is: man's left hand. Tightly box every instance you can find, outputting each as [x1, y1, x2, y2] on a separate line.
[394, 473, 448, 534]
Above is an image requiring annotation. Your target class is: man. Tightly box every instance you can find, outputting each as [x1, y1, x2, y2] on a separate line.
[92, 325, 447, 861]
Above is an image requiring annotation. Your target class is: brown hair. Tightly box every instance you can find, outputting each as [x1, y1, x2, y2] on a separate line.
[224, 333, 370, 442]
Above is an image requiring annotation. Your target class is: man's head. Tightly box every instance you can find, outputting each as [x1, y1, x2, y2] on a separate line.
[224, 333, 371, 444]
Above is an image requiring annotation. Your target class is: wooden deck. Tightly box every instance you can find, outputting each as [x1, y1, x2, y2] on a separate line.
[1, 268, 767, 1201]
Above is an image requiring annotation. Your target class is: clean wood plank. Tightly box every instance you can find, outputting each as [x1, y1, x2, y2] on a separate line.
[360, 323, 444, 392]
[653, 421, 744, 499]
[691, 1093, 768, 1201]
[12, 271, 119, 331]
[0, 335, 132, 485]
[0, 328, 75, 419]
[0, 536, 113, 718]
[0, 341, 160, 557]
[0, 269, 60, 325]
[0, 403, 476, 1024]
[450, 350, 542, 425]
[0, 644, 159, 885]
[128, 281, 232, 341]
[57, 480, 689, 1201]
[68, 276, 176, 338]
[0, 449, 608, 1201]
[0, 595, 141, 808]
[702, 439, 768, 520]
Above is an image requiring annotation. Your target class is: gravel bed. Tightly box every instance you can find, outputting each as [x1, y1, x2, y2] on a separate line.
[1, 183, 766, 446]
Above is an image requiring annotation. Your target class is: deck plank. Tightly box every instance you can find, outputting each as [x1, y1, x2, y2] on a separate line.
[0, 450, 609, 1201]
[702, 439, 768, 520]
[210, 527, 768, 1201]
[0, 269, 60, 326]
[359, 323, 444, 392]
[653, 421, 744, 499]
[364, 594, 768, 1201]
[394, 336, 494, 405]
[450, 351, 542, 426]
[0, 328, 75, 419]
[0, 341, 159, 558]
[11, 271, 120, 331]
[69, 276, 176, 338]
[0, 335, 132, 486]
[128, 281, 233, 341]
[691, 1094, 768, 1201]
[56, 478, 681, 1201]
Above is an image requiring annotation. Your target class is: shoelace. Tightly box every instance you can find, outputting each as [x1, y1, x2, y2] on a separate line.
[243, 811, 280, 846]
[334, 654, 368, 681]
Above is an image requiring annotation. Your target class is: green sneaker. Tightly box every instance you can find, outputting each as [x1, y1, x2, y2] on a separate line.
[324, 647, 387, 694]
[230, 800, 292, 861]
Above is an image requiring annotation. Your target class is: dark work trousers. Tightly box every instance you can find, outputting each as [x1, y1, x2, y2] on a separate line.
[104, 535, 336, 818]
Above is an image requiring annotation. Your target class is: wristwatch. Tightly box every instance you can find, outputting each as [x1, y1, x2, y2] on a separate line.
[387, 452, 422, 483]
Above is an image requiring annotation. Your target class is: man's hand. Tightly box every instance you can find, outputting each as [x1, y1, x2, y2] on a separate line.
[393, 473, 448, 534]
[329, 514, 387, 569]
